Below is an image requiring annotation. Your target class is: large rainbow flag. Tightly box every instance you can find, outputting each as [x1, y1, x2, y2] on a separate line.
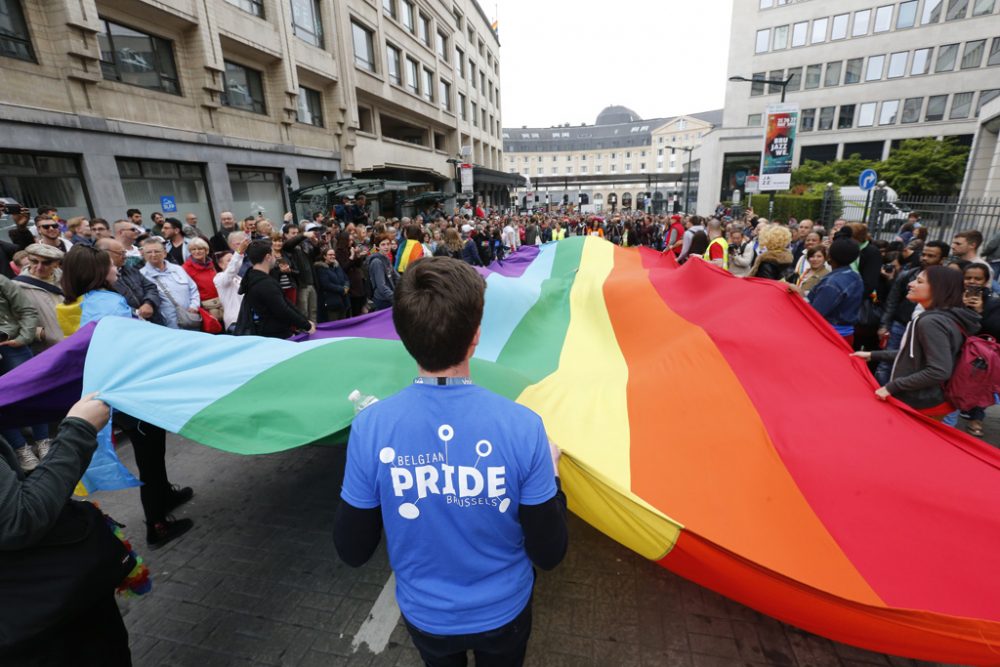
[1, 236, 998, 664]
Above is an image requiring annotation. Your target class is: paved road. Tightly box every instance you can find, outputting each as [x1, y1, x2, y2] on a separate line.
[93, 414, 995, 667]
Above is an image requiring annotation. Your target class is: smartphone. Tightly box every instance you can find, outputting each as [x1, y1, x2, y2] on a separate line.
[965, 285, 987, 299]
[0, 331, 9, 342]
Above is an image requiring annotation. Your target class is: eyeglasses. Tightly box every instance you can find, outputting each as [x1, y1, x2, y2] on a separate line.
[28, 257, 56, 265]
[37, 224, 59, 230]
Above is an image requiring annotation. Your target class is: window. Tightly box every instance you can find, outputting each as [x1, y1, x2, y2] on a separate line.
[458, 92, 466, 120]
[418, 14, 430, 46]
[838, 105, 855, 129]
[887, 51, 907, 77]
[946, 0, 969, 20]
[804, 64, 822, 89]
[772, 25, 788, 50]
[873, 5, 893, 32]
[879, 100, 899, 125]
[422, 68, 434, 102]
[800, 108, 816, 132]
[221, 60, 265, 113]
[897, 1, 918, 27]
[296, 86, 323, 127]
[405, 57, 419, 94]
[224, 0, 264, 18]
[818, 106, 835, 130]
[437, 30, 448, 61]
[901, 97, 923, 122]
[748, 113, 762, 126]
[768, 70, 784, 94]
[0, 0, 33, 61]
[754, 28, 771, 53]
[824, 61, 842, 87]
[990, 38, 1000, 66]
[962, 39, 985, 68]
[936, 43, 958, 71]
[811, 17, 828, 43]
[853, 9, 871, 36]
[351, 22, 375, 71]
[291, 0, 323, 47]
[760, 0, 774, 7]
[844, 58, 863, 83]
[625, 164, 632, 172]
[791, 21, 807, 46]
[974, 0, 996, 15]
[98, 19, 179, 94]
[951, 91, 974, 118]
[383, 0, 395, 19]
[480, 71, 486, 91]
[386, 44, 401, 84]
[865, 55, 885, 81]
[979, 89, 1000, 115]
[455, 47, 464, 76]
[750, 72, 765, 96]
[858, 103, 877, 127]
[439, 79, 451, 110]
[923, 0, 944, 23]
[401, 0, 414, 30]
[786, 66, 802, 90]
[925, 94, 948, 120]
[471, 102, 477, 125]
[911, 48, 932, 74]
[831, 13, 849, 39]
[469, 62, 475, 88]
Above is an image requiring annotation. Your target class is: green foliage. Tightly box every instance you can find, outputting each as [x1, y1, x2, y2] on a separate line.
[879, 137, 970, 196]
[790, 154, 879, 188]
[789, 138, 970, 197]
[748, 194, 825, 221]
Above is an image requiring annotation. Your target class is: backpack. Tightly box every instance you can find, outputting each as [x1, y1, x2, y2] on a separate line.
[233, 300, 261, 336]
[363, 254, 377, 300]
[944, 333, 1000, 410]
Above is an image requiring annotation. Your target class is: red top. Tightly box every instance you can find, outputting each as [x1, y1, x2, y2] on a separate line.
[182, 257, 219, 301]
[709, 241, 725, 261]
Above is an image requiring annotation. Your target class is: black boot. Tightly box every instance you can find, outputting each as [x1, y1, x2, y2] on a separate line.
[146, 517, 194, 550]
[165, 485, 194, 514]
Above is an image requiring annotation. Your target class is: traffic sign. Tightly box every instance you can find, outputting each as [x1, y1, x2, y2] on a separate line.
[160, 195, 177, 213]
[859, 169, 878, 192]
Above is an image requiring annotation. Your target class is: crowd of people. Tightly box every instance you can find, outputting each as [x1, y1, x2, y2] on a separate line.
[1, 197, 999, 665]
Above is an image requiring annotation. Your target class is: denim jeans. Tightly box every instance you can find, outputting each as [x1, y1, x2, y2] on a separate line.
[0, 343, 49, 449]
[875, 321, 907, 386]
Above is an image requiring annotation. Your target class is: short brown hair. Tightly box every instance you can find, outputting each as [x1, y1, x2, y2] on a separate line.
[61, 245, 113, 304]
[392, 257, 485, 372]
[955, 229, 983, 249]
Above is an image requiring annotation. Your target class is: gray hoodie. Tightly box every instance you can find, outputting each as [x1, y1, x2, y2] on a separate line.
[870, 307, 980, 409]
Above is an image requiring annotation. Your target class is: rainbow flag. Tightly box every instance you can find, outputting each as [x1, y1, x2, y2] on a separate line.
[394, 239, 424, 273]
[1, 237, 999, 663]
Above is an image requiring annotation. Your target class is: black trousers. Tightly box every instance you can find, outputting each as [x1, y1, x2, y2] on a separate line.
[403, 599, 532, 667]
[5, 592, 131, 666]
[120, 420, 170, 525]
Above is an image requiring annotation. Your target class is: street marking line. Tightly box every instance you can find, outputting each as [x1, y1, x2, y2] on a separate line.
[352, 573, 400, 654]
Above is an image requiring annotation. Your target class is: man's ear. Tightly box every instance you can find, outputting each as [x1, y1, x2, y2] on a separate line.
[468, 325, 481, 359]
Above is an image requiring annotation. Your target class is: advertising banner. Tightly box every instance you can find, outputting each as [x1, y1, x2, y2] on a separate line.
[759, 104, 799, 191]
[460, 164, 474, 194]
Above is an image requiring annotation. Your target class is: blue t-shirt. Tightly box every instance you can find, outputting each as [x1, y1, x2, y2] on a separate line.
[341, 383, 557, 635]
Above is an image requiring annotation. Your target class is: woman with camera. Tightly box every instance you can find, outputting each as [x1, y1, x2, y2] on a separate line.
[959, 264, 1000, 436]
[853, 266, 980, 420]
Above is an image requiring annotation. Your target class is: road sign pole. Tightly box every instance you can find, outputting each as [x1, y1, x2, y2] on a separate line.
[861, 190, 872, 223]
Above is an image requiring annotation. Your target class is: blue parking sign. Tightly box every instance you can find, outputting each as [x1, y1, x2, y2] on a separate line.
[160, 196, 177, 213]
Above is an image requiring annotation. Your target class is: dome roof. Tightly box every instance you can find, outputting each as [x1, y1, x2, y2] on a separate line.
[595, 105, 641, 125]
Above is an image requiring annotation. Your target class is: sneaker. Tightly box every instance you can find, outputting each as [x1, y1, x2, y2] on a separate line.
[33, 438, 52, 461]
[15, 446, 40, 472]
[146, 517, 194, 551]
[165, 485, 194, 513]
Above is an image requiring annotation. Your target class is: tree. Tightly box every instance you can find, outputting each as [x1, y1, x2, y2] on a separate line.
[790, 154, 879, 188]
[879, 137, 970, 196]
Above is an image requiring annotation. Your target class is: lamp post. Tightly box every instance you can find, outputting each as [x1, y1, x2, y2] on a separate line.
[445, 157, 463, 212]
[729, 74, 794, 103]
[672, 146, 695, 214]
[729, 74, 794, 218]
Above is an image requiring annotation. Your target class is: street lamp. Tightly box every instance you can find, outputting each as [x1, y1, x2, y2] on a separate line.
[672, 146, 695, 214]
[446, 156, 463, 211]
[729, 74, 794, 103]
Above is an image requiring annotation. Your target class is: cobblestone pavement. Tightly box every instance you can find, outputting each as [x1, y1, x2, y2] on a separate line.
[92, 411, 998, 667]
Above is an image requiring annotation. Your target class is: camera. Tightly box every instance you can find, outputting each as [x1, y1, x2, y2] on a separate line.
[881, 263, 896, 273]
[0, 197, 24, 215]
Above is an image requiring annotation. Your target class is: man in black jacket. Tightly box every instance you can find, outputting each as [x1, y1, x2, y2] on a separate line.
[1, 208, 34, 278]
[96, 239, 164, 325]
[237, 241, 315, 338]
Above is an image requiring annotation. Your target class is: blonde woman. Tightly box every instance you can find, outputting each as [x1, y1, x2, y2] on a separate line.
[749, 224, 795, 281]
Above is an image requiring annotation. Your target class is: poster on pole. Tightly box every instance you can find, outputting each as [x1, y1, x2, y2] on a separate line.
[460, 164, 474, 195]
[759, 103, 799, 192]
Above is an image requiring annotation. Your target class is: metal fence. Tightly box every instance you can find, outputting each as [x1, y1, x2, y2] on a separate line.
[836, 189, 1000, 243]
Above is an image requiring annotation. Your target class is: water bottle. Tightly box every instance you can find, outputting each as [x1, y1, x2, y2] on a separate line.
[348, 389, 379, 414]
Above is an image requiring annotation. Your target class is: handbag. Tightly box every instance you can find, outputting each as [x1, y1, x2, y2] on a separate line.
[0, 501, 136, 650]
[858, 295, 883, 329]
[152, 275, 201, 330]
[199, 307, 222, 334]
[200, 297, 224, 323]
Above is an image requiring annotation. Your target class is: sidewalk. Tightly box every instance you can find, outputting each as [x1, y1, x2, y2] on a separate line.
[92, 419, 988, 666]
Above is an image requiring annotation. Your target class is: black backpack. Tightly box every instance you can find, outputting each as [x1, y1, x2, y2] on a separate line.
[233, 300, 261, 336]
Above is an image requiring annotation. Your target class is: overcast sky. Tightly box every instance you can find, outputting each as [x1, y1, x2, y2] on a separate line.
[493, 0, 734, 128]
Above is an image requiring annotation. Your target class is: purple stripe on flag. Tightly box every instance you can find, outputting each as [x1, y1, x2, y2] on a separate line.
[292, 308, 398, 342]
[0, 322, 96, 428]
[477, 246, 540, 278]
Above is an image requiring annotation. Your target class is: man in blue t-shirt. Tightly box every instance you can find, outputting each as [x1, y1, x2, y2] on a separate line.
[334, 256, 567, 667]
